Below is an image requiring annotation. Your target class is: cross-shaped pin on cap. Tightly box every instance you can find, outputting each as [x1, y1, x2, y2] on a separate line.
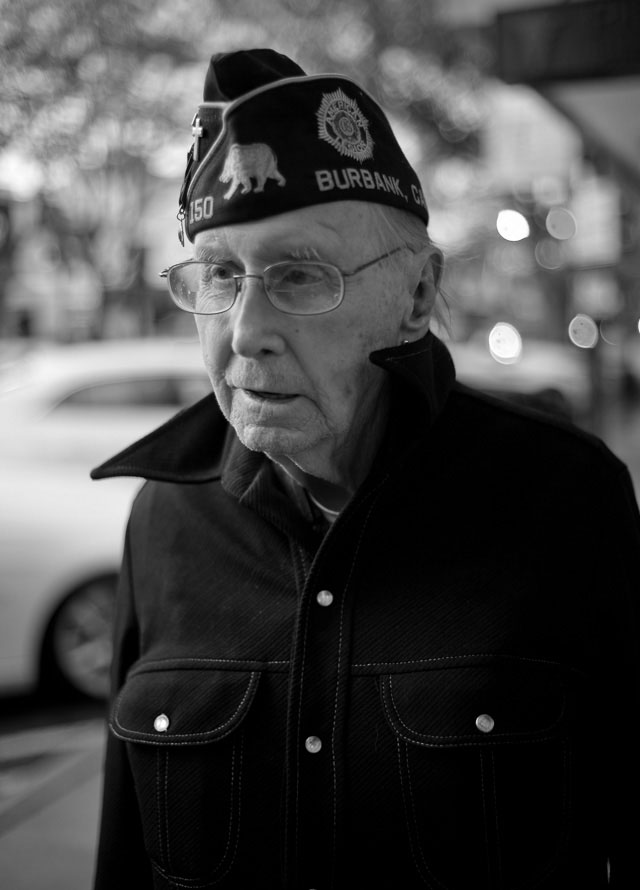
[191, 113, 204, 161]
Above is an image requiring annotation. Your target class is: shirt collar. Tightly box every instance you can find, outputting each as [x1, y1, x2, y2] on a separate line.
[90, 331, 455, 485]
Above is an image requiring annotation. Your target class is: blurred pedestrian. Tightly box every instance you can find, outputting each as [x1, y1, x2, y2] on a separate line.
[92, 48, 640, 889]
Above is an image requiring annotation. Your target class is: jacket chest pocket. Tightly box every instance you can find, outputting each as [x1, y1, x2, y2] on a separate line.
[380, 661, 571, 890]
[111, 666, 260, 887]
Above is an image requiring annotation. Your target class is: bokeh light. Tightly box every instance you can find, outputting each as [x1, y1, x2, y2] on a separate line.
[534, 238, 564, 270]
[568, 314, 598, 349]
[545, 207, 577, 240]
[488, 322, 523, 364]
[496, 209, 530, 242]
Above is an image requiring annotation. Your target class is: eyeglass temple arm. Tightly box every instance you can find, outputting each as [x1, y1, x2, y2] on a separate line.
[347, 245, 406, 277]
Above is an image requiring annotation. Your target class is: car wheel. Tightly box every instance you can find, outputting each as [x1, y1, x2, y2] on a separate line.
[42, 575, 116, 700]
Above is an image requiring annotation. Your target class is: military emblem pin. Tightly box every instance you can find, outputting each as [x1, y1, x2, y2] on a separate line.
[317, 89, 374, 162]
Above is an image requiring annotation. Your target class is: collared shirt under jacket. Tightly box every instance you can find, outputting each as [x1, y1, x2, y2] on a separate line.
[91, 333, 640, 890]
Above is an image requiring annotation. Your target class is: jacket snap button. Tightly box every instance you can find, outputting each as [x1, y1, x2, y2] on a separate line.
[154, 713, 170, 732]
[475, 713, 495, 733]
[316, 590, 334, 607]
[305, 735, 322, 753]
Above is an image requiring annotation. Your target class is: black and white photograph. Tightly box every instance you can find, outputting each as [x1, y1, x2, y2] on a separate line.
[1, 1, 639, 887]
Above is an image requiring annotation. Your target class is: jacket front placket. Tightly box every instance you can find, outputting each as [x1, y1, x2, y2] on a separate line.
[220, 449, 352, 886]
[282, 479, 390, 889]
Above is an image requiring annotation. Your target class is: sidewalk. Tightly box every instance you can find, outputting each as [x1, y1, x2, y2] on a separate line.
[0, 719, 106, 890]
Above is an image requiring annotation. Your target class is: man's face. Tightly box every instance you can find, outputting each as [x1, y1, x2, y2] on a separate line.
[193, 201, 411, 480]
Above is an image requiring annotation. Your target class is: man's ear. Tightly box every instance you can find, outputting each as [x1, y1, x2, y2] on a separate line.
[401, 248, 444, 338]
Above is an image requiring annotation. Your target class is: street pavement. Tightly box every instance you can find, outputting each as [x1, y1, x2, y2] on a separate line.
[0, 716, 106, 890]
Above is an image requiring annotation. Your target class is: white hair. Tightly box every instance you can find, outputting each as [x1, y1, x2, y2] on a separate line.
[363, 203, 449, 333]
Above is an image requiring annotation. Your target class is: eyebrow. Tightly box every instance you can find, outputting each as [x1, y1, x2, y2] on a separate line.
[289, 245, 322, 261]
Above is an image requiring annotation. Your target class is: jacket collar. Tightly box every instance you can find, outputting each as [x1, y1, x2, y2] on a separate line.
[90, 331, 456, 484]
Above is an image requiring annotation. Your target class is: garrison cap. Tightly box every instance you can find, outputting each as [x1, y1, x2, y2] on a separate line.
[178, 48, 429, 243]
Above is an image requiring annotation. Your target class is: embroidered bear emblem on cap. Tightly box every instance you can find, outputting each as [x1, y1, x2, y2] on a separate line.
[317, 89, 374, 162]
[219, 143, 286, 200]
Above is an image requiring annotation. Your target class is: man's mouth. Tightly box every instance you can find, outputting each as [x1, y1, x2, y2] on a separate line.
[244, 388, 297, 401]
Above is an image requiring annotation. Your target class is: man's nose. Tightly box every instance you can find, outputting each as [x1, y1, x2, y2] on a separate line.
[230, 276, 287, 357]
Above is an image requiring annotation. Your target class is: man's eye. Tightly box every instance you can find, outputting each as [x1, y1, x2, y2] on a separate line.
[276, 264, 328, 288]
[201, 263, 234, 286]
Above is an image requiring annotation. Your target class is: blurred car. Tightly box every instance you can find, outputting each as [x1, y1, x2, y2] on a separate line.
[0, 337, 210, 700]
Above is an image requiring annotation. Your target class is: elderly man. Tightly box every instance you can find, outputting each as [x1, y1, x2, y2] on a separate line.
[92, 49, 640, 889]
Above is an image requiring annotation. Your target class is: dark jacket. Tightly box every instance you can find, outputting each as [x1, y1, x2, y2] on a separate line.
[92, 333, 640, 889]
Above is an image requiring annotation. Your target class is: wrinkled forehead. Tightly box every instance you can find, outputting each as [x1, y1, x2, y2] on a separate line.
[193, 200, 380, 261]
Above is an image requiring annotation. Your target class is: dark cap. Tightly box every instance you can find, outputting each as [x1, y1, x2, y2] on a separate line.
[179, 48, 429, 242]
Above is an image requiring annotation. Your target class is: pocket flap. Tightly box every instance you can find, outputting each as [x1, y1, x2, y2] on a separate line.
[381, 662, 566, 747]
[111, 666, 260, 744]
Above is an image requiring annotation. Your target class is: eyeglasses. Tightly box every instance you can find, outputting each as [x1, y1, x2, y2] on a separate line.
[159, 247, 406, 316]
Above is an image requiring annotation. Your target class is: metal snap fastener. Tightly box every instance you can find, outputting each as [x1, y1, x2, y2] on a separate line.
[154, 713, 170, 732]
[316, 590, 334, 607]
[475, 713, 495, 733]
[304, 735, 322, 754]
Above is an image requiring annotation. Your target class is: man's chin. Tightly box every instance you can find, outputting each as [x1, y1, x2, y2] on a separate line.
[235, 423, 316, 458]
